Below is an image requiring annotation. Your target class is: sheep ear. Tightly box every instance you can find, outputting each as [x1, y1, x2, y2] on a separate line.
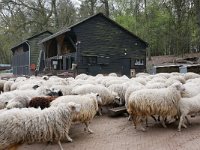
[5, 102, 8, 106]
[70, 105, 76, 111]
[33, 85, 40, 89]
[58, 91, 63, 96]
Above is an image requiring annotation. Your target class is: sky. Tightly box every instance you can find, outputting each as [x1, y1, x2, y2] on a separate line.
[71, 0, 81, 8]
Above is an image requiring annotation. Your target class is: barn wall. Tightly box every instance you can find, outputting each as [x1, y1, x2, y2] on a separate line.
[72, 15, 147, 76]
[29, 32, 52, 66]
[12, 44, 29, 75]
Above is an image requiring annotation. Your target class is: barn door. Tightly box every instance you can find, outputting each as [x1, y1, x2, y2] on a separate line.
[121, 58, 131, 77]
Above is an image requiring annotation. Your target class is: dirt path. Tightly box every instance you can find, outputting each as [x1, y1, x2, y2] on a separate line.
[18, 115, 200, 150]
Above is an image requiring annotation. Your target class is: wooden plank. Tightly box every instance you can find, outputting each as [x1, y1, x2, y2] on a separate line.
[108, 106, 127, 117]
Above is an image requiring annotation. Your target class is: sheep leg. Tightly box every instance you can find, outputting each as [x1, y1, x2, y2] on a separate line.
[66, 134, 73, 142]
[158, 116, 160, 122]
[182, 123, 187, 128]
[58, 141, 64, 150]
[84, 122, 94, 134]
[145, 117, 148, 127]
[178, 115, 184, 132]
[128, 115, 132, 121]
[161, 117, 167, 128]
[97, 107, 102, 116]
[185, 116, 191, 125]
[151, 115, 157, 122]
[132, 115, 137, 129]
[140, 117, 146, 131]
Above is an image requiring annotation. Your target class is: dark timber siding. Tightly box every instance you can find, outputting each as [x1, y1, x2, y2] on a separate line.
[29, 32, 52, 65]
[72, 15, 147, 76]
[11, 31, 52, 75]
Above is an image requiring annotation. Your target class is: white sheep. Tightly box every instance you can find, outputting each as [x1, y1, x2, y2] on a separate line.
[71, 84, 120, 106]
[127, 83, 185, 131]
[125, 84, 145, 107]
[181, 82, 200, 98]
[145, 82, 167, 89]
[178, 93, 200, 131]
[75, 73, 90, 80]
[0, 80, 6, 92]
[50, 85, 73, 95]
[3, 80, 14, 92]
[6, 96, 30, 109]
[0, 102, 80, 150]
[184, 72, 200, 80]
[51, 93, 102, 133]
[108, 83, 127, 105]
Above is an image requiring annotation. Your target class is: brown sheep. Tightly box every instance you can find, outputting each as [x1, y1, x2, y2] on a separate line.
[29, 96, 57, 109]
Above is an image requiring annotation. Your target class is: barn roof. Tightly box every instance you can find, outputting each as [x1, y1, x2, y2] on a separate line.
[40, 13, 148, 47]
[11, 31, 52, 52]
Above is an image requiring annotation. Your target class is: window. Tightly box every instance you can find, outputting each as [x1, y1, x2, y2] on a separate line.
[86, 56, 97, 65]
[135, 59, 144, 66]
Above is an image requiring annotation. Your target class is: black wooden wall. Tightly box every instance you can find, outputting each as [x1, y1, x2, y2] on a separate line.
[71, 14, 147, 76]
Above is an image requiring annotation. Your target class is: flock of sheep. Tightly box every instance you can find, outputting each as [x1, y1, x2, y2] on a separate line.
[0, 72, 200, 150]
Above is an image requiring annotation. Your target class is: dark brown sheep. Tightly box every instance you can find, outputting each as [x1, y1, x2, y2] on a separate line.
[29, 96, 57, 109]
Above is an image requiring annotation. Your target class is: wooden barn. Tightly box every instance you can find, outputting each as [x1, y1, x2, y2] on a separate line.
[39, 13, 148, 77]
[11, 31, 52, 75]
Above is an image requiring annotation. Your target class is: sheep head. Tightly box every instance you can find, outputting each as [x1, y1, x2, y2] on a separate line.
[171, 82, 185, 92]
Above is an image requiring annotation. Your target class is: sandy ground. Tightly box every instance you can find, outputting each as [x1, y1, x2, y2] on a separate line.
[17, 114, 200, 150]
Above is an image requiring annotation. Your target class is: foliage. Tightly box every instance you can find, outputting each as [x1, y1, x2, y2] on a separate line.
[0, 0, 200, 63]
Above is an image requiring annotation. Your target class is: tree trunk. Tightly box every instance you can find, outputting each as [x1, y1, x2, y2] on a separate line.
[193, 0, 200, 51]
[52, 0, 59, 28]
[101, 0, 109, 17]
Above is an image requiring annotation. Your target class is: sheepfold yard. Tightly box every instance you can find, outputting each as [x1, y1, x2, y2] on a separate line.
[18, 114, 200, 150]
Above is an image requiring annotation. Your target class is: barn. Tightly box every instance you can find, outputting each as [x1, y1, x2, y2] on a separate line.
[39, 13, 148, 77]
[11, 31, 52, 75]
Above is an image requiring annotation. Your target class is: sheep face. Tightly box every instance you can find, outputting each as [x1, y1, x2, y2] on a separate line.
[172, 83, 185, 92]
[49, 88, 63, 96]
[0, 101, 8, 109]
[6, 101, 22, 109]
[114, 96, 122, 106]
[96, 93, 102, 106]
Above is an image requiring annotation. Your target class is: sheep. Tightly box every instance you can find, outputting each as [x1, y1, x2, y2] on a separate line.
[17, 83, 43, 90]
[108, 84, 127, 105]
[145, 82, 167, 89]
[178, 93, 200, 131]
[168, 76, 185, 84]
[75, 73, 90, 80]
[131, 77, 147, 85]
[51, 93, 102, 133]
[181, 83, 200, 98]
[29, 96, 57, 109]
[3, 80, 14, 92]
[108, 72, 118, 77]
[135, 73, 150, 78]
[0, 80, 6, 93]
[154, 73, 171, 79]
[6, 96, 30, 109]
[50, 85, 73, 96]
[105, 79, 127, 87]
[127, 82, 185, 131]
[0, 102, 81, 150]
[0, 86, 58, 109]
[184, 72, 200, 81]
[71, 84, 120, 107]
[165, 78, 181, 87]
[125, 84, 145, 107]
